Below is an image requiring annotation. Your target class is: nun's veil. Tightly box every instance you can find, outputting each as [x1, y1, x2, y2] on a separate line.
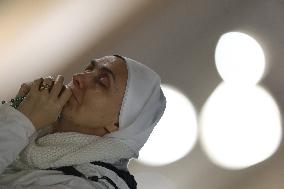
[105, 55, 167, 158]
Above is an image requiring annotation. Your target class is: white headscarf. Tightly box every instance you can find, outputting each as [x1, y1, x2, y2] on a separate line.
[105, 56, 167, 158]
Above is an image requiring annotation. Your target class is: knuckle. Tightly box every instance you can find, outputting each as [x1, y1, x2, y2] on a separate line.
[56, 75, 64, 82]
[44, 77, 52, 82]
[23, 82, 33, 87]
[47, 75, 55, 80]
[35, 77, 43, 82]
[21, 83, 27, 88]
[21, 83, 31, 89]
[44, 78, 52, 82]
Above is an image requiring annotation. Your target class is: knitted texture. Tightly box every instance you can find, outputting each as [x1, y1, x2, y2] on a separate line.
[10, 131, 135, 170]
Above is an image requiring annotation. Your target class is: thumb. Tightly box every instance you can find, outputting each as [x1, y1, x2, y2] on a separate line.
[59, 86, 72, 106]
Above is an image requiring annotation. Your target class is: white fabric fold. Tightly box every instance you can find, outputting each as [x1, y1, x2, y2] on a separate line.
[105, 56, 167, 157]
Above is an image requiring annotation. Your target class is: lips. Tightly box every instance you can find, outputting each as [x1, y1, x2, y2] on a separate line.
[66, 83, 79, 104]
[71, 89, 79, 104]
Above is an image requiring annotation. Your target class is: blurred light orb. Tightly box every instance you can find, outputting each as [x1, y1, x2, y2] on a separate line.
[137, 84, 198, 166]
[134, 172, 176, 189]
[215, 32, 265, 85]
[200, 84, 282, 169]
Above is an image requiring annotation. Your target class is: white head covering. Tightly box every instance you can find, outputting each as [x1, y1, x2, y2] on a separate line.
[105, 56, 167, 158]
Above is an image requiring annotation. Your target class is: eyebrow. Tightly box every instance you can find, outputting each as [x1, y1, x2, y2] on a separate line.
[90, 60, 116, 83]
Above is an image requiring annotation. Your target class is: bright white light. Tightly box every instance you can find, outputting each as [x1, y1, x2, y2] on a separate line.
[134, 172, 176, 189]
[200, 83, 282, 169]
[137, 84, 198, 166]
[215, 32, 265, 85]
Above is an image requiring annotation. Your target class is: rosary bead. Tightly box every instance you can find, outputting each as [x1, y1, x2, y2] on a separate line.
[1, 96, 25, 109]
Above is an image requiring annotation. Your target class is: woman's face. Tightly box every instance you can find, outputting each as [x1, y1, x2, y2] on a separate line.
[60, 55, 128, 133]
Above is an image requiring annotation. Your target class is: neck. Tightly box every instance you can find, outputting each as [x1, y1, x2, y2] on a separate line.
[51, 117, 109, 137]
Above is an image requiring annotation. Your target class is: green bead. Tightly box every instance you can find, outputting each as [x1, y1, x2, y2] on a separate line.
[10, 99, 14, 103]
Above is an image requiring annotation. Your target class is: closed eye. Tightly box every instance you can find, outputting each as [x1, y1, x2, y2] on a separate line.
[84, 63, 94, 71]
[84, 67, 92, 72]
[98, 75, 110, 87]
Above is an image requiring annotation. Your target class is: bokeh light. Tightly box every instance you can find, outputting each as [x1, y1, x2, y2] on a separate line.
[200, 83, 282, 169]
[215, 32, 265, 85]
[137, 84, 198, 166]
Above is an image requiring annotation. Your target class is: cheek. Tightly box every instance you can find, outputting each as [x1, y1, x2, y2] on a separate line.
[83, 91, 111, 110]
[80, 91, 120, 118]
[78, 96, 105, 119]
[84, 99, 118, 122]
[75, 104, 112, 127]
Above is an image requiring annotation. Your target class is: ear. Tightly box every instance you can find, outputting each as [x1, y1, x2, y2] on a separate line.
[105, 124, 119, 133]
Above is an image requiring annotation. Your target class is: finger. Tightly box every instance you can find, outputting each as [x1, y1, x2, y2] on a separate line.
[47, 76, 55, 89]
[50, 75, 64, 97]
[47, 75, 55, 80]
[58, 86, 72, 106]
[43, 77, 54, 86]
[17, 83, 32, 97]
[40, 77, 54, 93]
[30, 78, 44, 92]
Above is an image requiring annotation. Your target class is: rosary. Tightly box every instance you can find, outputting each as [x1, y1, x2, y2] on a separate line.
[1, 79, 61, 110]
[1, 81, 51, 109]
[1, 96, 26, 109]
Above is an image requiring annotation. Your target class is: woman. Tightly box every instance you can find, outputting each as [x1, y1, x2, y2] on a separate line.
[0, 55, 166, 188]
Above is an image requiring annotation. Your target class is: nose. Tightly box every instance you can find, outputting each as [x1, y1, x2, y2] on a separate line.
[72, 73, 83, 89]
[72, 72, 92, 89]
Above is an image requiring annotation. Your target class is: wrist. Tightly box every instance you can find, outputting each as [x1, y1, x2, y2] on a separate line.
[17, 108, 39, 131]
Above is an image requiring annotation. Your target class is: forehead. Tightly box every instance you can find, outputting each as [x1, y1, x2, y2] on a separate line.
[95, 56, 126, 72]
[93, 55, 128, 86]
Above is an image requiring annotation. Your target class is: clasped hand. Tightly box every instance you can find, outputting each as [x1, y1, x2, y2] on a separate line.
[17, 75, 72, 130]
